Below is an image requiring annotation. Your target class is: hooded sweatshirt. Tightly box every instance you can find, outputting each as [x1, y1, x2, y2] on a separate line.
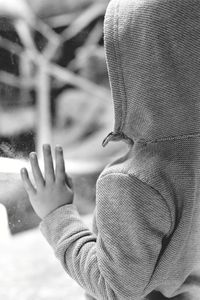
[40, 0, 200, 299]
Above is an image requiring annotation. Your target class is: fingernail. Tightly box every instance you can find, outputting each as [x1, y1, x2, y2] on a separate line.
[43, 144, 50, 150]
[56, 145, 62, 152]
[30, 152, 36, 159]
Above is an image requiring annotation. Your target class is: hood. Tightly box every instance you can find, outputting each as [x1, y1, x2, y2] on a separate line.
[103, 0, 200, 146]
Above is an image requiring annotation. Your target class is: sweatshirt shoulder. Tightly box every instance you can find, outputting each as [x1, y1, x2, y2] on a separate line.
[97, 169, 173, 237]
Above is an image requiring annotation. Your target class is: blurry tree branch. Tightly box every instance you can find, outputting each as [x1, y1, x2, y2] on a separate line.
[84, 21, 103, 46]
[25, 0, 99, 19]
[0, 0, 35, 25]
[0, 36, 23, 56]
[61, 3, 107, 42]
[0, 71, 34, 88]
[14, 20, 36, 52]
[0, 35, 110, 102]
[44, 13, 79, 28]
[0, 0, 126, 171]
[68, 22, 104, 72]
[48, 64, 110, 102]
[33, 19, 61, 60]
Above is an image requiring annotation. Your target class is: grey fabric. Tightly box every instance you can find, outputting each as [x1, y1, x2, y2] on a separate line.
[40, 175, 171, 299]
[104, 0, 200, 144]
[40, 0, 200, 299]
[85, 292, 96, 300]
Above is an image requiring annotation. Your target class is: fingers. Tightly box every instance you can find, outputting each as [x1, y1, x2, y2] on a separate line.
[30, 152, 45, 188]
[27, 145, 67, 187]
[43, 144, 55, 183]
[20, 168, 36, 195]
[55, 146, 66, 183]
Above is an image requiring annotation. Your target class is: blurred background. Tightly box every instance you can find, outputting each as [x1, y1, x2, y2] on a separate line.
[0, 0, 128, 299]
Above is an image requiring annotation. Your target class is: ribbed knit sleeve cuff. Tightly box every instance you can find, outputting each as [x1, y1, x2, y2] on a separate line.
[39, 204, 85, 248]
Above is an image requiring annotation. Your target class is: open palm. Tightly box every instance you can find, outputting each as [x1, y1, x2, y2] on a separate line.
[21, 145, 74, 219]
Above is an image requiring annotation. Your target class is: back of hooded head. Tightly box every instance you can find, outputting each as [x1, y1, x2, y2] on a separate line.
[103, 0, 200, 146]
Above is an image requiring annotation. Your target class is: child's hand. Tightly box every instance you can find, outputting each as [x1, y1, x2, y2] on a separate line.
[20, 144, 74, 219]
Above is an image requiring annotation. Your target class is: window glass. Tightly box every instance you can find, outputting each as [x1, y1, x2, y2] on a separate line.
[0, 1, 130, 298]
[0, 0, 128, 233]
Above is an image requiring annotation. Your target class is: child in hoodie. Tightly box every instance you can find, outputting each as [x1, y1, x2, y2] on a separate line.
[21, 0, 200, 299]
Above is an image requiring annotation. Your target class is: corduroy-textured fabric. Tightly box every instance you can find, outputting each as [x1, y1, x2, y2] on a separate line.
[104, 0, 200, 144]
[40, 0, 200, 299]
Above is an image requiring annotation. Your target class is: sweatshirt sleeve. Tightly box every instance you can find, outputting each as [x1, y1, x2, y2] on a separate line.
[40, 173, 172, 300]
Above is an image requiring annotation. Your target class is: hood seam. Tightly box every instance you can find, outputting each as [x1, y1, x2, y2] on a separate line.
[137, 132, 200, 145]
[115, 0, 128, 132]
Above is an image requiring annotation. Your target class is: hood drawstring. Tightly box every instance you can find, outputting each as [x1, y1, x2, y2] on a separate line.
[102, 132, 134, 147]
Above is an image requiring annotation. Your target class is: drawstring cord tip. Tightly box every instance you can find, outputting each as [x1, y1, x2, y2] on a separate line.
[102, 131, 134, 147]
[102, 132, 114, 147]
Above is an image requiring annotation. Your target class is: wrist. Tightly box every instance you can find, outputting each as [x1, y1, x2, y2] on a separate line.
[43, 202, 75, 219]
